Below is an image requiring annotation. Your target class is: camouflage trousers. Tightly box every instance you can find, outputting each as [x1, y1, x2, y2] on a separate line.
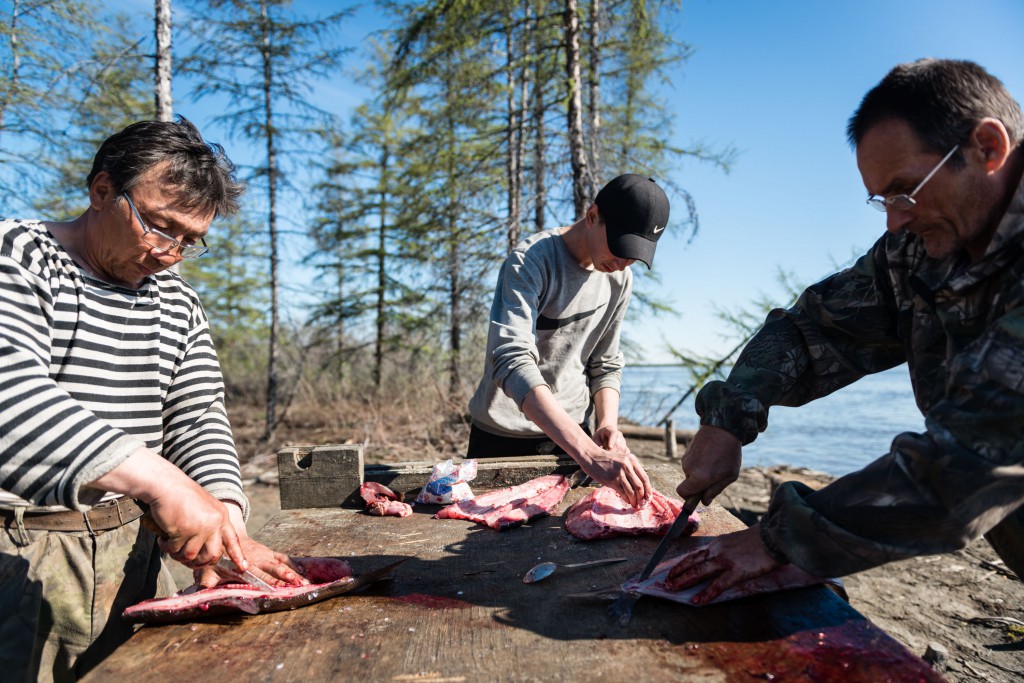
[0, 517, 177, 683]
[986, 505, 1024, 580]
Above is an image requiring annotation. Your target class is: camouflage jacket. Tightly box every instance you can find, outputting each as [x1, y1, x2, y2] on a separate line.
[696, 174, 1024, 578]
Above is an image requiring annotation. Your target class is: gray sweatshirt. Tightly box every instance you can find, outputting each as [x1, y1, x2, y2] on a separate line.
[468, 228, 632, 437]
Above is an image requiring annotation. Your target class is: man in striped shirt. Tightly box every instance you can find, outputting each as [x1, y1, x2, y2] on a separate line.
[0, 118, 305, 681]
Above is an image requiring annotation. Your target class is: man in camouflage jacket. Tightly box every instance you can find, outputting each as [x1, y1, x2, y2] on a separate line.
[666, 58, 1024, 602]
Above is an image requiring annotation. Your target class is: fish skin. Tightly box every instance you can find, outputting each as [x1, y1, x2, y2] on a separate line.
[623, 550, 838, 605]
[122, 557, 406, 624]
[566, 544, 838, 607]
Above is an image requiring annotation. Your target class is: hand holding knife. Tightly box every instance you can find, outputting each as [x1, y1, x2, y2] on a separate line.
[136, 499, 272, 590]
[637, 494, 702, 582]
[609, 493, 701, 626]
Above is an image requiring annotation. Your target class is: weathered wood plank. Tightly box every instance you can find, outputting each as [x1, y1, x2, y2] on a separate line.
[277, 444, 363, 509]
[87, 465, 945, 683]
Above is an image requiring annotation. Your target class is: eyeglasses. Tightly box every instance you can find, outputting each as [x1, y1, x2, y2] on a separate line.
[122, 192, 210, 259]
[866, 145, 958, 213]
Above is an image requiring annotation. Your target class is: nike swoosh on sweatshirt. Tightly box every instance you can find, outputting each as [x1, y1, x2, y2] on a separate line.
[536, 302, 607, 330]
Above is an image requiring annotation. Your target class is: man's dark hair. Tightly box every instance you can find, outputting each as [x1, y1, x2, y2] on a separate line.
[86, 116, 245, 217]
[847, 59, 1023, 165]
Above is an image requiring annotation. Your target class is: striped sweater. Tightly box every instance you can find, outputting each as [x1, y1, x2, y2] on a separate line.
[0, 219, 247, 516]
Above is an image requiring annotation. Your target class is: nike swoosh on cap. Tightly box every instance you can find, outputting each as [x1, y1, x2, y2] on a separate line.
[536, 302, 607, 330]
[652, 225, 665, 234]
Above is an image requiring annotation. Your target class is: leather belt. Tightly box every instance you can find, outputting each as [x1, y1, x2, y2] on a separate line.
[1, 497, 145, 532]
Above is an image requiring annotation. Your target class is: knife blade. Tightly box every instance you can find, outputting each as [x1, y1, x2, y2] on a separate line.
[636, 494, 701, 582]
[217, 556, 276, 591]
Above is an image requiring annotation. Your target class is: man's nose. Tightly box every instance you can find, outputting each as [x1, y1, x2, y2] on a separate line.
[885, 207, 913, 234]
[151, 246, 184, 264]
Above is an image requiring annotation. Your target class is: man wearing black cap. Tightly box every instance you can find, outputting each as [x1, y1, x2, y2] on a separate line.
[466, 174, 670, 507]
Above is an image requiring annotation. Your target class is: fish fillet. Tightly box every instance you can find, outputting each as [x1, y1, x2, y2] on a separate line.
[122, 557, 403, 624]
[435, 474, 570, 530]
[564, 486, 699, 540]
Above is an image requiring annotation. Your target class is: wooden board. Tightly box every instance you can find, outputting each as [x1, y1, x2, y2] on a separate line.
[85, 465, 946, 683]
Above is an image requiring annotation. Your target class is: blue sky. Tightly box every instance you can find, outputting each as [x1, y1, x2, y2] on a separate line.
[639, 0, 1024, 362]
[110, 0, 1024, 363]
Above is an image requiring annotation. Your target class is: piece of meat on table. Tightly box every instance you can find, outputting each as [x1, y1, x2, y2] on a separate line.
[122, 557, 407, 624]
[360, 481, 413, 517]
[435, 474, 571, 530]
[564, 486, 700, 540]
[626, 547, 838, 605]
[122, 556, 354, 623]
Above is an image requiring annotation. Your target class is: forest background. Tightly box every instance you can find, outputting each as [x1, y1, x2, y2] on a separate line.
[3, 0, 1024, 459]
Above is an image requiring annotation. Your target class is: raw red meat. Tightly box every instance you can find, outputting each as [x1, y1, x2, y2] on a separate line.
[435, 474, 571, 530]
[564, 486, 699, 540]
[361, 481, 413, 517]
[122, 557, 404, 624]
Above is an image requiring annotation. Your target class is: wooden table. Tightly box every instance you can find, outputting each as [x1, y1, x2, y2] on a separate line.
[86, 465, 946, 682]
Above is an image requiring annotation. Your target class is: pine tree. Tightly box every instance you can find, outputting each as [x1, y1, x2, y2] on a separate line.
[180, 0, 352, 439]
[0, 1, 129, 211]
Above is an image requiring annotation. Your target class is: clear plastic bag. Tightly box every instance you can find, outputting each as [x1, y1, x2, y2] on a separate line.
[414, 459, 478, 504]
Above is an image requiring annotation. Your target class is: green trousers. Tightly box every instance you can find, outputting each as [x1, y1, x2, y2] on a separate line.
[0, 518, 177, 682]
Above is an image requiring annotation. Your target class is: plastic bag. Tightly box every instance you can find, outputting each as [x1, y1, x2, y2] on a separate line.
[415, 459, 478, 505]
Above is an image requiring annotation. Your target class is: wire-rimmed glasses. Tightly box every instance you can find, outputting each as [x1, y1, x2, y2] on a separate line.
[866, 145, 959, 213]
[123, 192, 210, 259]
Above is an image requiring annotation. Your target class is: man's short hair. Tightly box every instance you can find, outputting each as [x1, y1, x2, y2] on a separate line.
[86, 116, 245, 217]
[847, 59, 1023, 162]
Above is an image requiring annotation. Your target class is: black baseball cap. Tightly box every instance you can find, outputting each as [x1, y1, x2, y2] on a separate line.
[594, 174, 670, 268]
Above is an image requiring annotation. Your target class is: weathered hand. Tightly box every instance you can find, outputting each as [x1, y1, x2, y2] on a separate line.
[676, 425, 743, 505]
[146, 484, 245, 571]
[577, 447, 651, 508]
[87, 448, 248, 572]
[195, 536, 308, 589]
[663, 526, 781, 604]
[592, 425, 628, 453]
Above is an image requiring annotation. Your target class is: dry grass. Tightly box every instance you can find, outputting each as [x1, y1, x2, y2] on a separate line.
[226, 383, 473, 467]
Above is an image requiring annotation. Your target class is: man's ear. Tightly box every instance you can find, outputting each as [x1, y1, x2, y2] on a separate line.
[585, 203, 601, 227]
[971, 118, 1012, 173]
[88, 171, 116, 211]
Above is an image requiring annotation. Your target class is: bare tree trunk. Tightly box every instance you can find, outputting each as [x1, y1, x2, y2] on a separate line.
[586, 0, 602, 196]
[564, 0, 588, 218]
[448, 231, 461, 397]
[154, 0, 172, 121]
[374, 142, 389, 389]
[515, 0, 529, 241]
[532, 5, 546, 231]
[445, 86, 461, 397]
[260, 0, 280, 440]
[504, 8, 521, 253]
[335, 248, 344, 382]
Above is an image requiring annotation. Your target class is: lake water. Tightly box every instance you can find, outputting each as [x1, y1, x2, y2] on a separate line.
[620, 364, 925, 477]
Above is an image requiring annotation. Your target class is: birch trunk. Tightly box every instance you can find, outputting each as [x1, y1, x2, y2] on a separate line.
[154, 0, 172, 121]
[587, 0, 602, 196]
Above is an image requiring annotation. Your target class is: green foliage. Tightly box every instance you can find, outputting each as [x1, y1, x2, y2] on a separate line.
[0, 2, 146, 213]
[33, 22, 154, 219]
[179, 212, 271, 396]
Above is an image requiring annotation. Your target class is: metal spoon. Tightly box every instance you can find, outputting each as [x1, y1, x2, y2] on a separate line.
[522, 557, 628, 584]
